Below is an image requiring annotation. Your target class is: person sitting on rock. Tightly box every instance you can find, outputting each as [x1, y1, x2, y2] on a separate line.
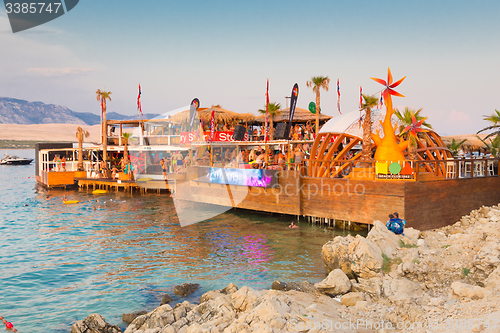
[386, 213, 404, 235]
[393, 212, 406, 236]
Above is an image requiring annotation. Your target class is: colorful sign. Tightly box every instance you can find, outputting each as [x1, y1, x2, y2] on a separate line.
[180, 131, 249, 144]
[198, 167, 278, 188]
[285, 83, 299, 139]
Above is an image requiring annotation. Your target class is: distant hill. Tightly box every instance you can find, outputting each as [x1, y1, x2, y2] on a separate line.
[0, 97, 160, 125]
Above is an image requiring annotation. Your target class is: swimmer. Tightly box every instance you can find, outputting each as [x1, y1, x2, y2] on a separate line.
[289, 221, 299, 229]
[62, 195, 67, 202]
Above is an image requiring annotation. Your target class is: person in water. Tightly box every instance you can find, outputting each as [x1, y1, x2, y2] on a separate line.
[386, 213, 404, 235]
[289, 221, 299, 229]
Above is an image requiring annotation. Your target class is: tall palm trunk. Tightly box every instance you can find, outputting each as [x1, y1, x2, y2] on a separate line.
[408, 138, 418, 161]
[269, 115, 274, 141]
[361, 108, 372, 161]
[315, 92, 320, 135]
[102, 102, 107, 163]
[78, 136, 84, 170]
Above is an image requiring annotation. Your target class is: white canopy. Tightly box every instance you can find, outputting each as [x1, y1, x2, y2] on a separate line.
[319, 108, 397, 139]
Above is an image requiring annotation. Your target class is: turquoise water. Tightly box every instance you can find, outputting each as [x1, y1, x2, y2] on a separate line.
[0, 149, 363, 332]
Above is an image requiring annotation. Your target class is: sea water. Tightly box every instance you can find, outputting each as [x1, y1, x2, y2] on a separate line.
[0, 149, 364, 332]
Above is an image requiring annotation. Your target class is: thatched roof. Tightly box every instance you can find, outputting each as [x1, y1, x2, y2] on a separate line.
[255, 107, 332, 123]
[441, 134, 489, 150]
[169, 105, 255, 124]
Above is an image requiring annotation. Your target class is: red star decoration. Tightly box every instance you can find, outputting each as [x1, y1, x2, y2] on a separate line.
[401, 111, 428, 138]
[371, 68, 406, 101]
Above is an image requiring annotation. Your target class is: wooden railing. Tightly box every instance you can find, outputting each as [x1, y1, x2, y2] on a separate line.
[301, 157, 500, 180]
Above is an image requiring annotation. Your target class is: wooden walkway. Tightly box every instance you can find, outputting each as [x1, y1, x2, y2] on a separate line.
[76, 177, 139, 193]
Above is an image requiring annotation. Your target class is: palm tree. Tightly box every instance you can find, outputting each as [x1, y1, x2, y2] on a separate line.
[447, 138, 467, 157]
[96, 89, 112, 163]
[360, 94, 379, 163]
[395, 107, 432, 160]
[306, 76, 330, 135]
[477, 109, 500, 140]
[75, 126, 90, 171]
[122, 132, 133, 166]
[477, 135, 500, 157]
[258, 102, 281, 140]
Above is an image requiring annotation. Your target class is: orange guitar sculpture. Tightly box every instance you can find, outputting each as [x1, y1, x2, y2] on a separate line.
[371, 68, 409, 162]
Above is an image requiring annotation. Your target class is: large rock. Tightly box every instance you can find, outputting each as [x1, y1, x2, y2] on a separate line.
[174, 283, 199, 297]
[473, 241, 500, 279]
[271, 281, 287, 291]
[199, 290, 224, 303]
[124, 302, 197, 333]
[71, 314, 122, 333]
[348, 235, 383, 279]
[231, 286, 262, 312]
[382, 277, 422, 302]
[451, 282, 489, 300]
[351, 277, 383, 299]
[122, 311, 147, 325]
[485, 266, 500, 291]
[314, 269, 351, 295]
[160, 293, 173, 305]
[340, 292, 365, 307]
[321, 235, 356, 278]
[366, 220, 401, 257]
[221, 283, 238, 294]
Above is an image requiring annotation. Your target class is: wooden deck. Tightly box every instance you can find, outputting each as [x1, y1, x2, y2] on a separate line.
[76, 177, 139, 192]
[175, 166, 500, 230]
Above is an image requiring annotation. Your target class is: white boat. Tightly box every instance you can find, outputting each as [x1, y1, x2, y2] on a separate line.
[0, 154, 33, 165]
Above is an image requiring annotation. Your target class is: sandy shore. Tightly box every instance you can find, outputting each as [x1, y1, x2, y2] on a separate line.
[0, 124, 102, 143]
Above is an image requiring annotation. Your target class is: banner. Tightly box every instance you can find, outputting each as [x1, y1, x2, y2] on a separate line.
[189, 98, 200, 131]
[285, 83, 299, 139]
[181, 131, 249, 144]
[197, 167, 278, 188]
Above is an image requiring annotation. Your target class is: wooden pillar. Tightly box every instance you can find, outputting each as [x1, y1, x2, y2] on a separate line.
[265, 143, 268, 165]
[119, 124, 123, 146]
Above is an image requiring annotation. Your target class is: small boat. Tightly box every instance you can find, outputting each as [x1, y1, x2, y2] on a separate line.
[0, 154, 33, 165]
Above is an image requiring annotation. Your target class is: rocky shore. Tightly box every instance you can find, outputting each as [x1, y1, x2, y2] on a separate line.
[72, 204, 500, 333]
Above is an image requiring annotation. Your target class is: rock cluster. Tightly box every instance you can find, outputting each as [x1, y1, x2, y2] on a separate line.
[72, 204, 500, 333]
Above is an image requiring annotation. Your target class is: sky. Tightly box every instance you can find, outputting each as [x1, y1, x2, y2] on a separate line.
[1, 0, 499, 135]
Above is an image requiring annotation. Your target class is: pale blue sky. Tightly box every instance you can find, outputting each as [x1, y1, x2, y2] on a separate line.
[1, 0, 499, 135]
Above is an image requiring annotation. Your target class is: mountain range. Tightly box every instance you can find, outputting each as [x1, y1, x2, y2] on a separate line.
[0, 97, 160, 125]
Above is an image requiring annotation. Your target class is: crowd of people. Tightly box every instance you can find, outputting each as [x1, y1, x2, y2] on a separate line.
[191, 143, 311, 171]
[51, 155, 67, 172]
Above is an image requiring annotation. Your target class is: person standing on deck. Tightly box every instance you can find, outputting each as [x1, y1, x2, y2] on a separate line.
[160, 158, 167, 181]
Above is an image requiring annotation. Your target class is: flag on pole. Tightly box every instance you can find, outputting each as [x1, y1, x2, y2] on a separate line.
[100, 96, 104, 117]
[210, 109, 216, 142]
[379, 91, 384, 109]
[359, 86, 363, 109]
[337, 79, 341, 115]
[265, 79, 269, 143]
[137, 84, 143, 116]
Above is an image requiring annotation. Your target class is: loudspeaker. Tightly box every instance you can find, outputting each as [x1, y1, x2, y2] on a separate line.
[232, 125, 246, 141]
[274, 123, 287, 139]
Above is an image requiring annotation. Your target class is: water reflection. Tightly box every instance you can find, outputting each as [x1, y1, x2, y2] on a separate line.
[0, 150, 366, 332]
